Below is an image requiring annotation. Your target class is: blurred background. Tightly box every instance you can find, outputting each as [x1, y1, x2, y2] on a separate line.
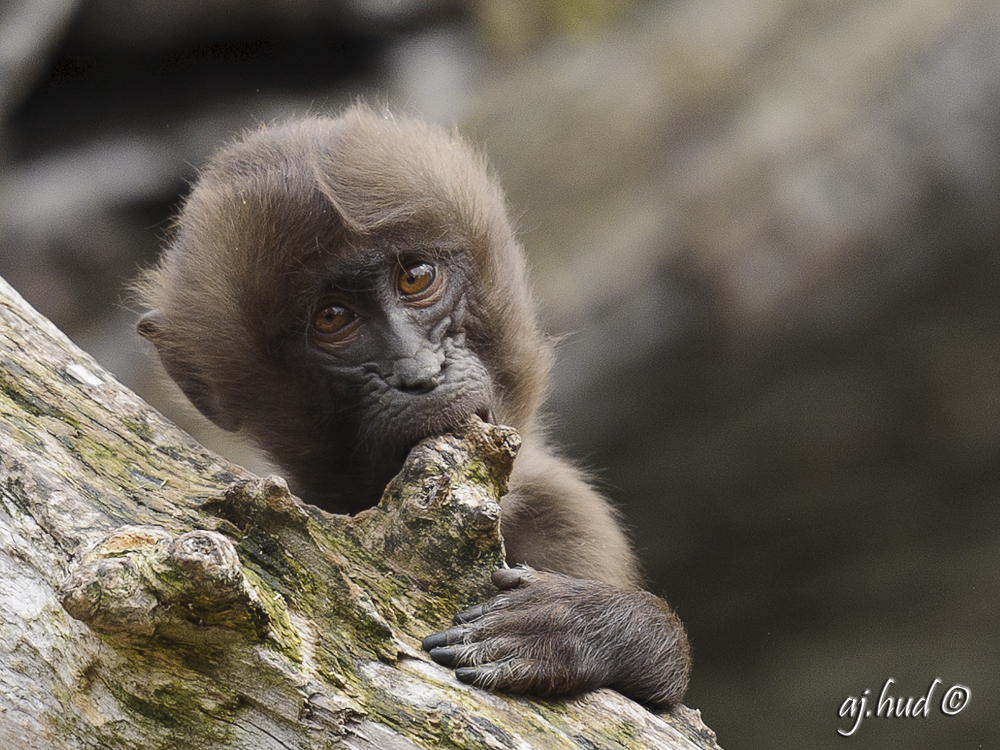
[1, 0, 998, 747]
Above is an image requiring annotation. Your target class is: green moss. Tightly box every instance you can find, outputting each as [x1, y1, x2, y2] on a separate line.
[0, 366, 54, 421]
[243, 567, 302, 660]
[111, 683, 236, 744]
[123, 416, 157, 443]
[461, 458, 495, 490]
[70, 434, 142, 485]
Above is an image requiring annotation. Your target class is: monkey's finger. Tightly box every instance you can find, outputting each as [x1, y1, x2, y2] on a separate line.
[421, 625, 469, 651]
[452, 658, 539, 693]
[454, 593, 512, 623]
[427, 647, 460, 667]
[491, 565, 537, 590]
[454, 667, 484, 685]
[427, 636, 515, 669]
[454, 603, 487, 623]
[421, 631, 453, 651]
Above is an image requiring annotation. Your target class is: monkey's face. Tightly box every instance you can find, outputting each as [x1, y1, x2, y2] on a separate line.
[138, 109, 553, 511]
[288, 239, 495, 476]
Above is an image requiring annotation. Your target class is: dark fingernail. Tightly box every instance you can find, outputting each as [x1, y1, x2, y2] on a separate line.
[455, 604, 485, 623]
[421, 633, 447, 651]
[429, 647, 458, 667]
[454, 667, 478, 684]
[491, 567, 524, 589]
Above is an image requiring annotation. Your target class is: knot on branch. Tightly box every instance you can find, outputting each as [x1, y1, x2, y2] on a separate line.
[202, 473, 310, 533]
[354, 417, 519, 599]
[59, 525, 274, 644]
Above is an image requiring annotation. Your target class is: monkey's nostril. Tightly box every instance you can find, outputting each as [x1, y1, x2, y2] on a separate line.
[398, 380, 437, 395]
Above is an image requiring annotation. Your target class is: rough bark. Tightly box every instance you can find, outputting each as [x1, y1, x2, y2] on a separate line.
[0, 273, 721, 749]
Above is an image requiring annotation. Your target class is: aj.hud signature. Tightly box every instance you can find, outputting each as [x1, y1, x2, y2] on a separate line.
[838, 678, 970, 737]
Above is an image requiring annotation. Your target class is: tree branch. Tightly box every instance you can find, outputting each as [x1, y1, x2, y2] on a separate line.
[0, 273, 721, 749]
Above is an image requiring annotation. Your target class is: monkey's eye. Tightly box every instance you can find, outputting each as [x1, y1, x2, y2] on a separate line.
[312, 305, 355, 339]
[397, 262, 444, 305]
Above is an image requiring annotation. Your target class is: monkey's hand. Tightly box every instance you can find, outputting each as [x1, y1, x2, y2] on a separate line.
[421, 566, 690, 709]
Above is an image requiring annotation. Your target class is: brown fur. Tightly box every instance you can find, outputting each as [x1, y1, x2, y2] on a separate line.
[137, 105, 690, 708]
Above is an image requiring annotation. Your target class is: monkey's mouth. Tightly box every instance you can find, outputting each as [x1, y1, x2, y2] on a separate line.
[372, 392, 495, 467]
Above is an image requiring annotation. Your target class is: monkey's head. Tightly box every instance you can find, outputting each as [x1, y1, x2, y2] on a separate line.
[137, 106, 553, 512]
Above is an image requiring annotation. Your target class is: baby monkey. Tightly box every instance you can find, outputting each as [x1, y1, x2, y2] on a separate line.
[137, 105, 690, 708]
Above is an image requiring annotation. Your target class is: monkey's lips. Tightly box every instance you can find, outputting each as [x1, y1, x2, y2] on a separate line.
[367, 383, 495, 465]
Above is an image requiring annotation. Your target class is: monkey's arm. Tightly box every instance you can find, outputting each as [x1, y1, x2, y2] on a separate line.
[423, 443, 691, 709]
[499, 442, 641, 587]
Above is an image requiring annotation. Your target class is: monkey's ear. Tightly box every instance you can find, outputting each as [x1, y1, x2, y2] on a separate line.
[137, 310, 241, 432]
[136, 309, 168, 341]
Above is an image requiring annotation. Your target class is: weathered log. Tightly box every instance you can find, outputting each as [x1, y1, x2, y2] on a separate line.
[0, 273, 721, 749]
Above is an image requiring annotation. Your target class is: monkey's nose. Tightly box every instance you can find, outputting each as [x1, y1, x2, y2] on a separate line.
[390, 349, 444, 393]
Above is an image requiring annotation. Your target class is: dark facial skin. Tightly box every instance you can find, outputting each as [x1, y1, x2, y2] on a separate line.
[137, 105, 690, 709]
[307, 253, 492, 467]
[279, 240, 495, 510]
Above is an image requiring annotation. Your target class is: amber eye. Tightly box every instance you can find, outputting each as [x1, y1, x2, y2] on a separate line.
[397, 262, 436, 297]
[312, 305, 353, 336]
